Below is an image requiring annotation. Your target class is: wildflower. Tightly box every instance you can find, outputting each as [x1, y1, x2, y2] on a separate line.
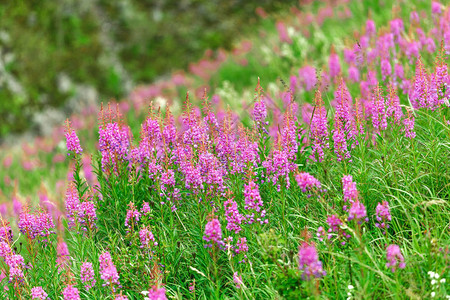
[372, 85, 387, 131]
[5, 254, 25, 283]
[403, 113, 416, 139]
[80, 262, 96, 291]
[316, 226, 326, 242]
[99, 251, 120, 291]
[0, 220, 13, 243]
[297, 243, 326, 280]
[233, 272, 243, 289]
[432, 2, 442, 14]
[366, 19, 376, 36]
[189, 280, 195, 293]
[31, 286, 48, 299]
[253, 100, 267, 126]
[342, 175, 358, 210]
[348, 201, 368, 224]
[62, 285, 80, 300]
[139, 227, 158, 250]
[310, 90, 329, 162]
[141, 202, 151, 215]
[295, 172, 321, 193]
[375, 201, 391, 234]
[243, 180, 267, 225]
[99, 251, 112, 270]
[243, 181, 263, 212]
[125, 202, 141, 231]
[326, 215, 351, 244]
[386, 244, 406, 272]
[0, 242, 12, 258]
[147, 286, 167, 300]
[333, 115, 351, 162]
[65, 183, 80, 229]
[203, 217, 223, 248]
[65, 119, 83, 156]
[223, 199, 244, 234]
[115, 294, 128, 300]
[235, 237, 249, 254]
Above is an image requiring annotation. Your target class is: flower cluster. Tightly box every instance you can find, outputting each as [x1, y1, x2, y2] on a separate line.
[203, 217, 223, 248]
[297, 243, 326, 280]
[65, 119, 83, 156]
[375, 201, 391, 234]
[31, 286, 49, 300]
[385, 244, 406, 272]
[295, 172, 322, 193]
[80, 262, 96, 291]
[99, 252, 121, 291]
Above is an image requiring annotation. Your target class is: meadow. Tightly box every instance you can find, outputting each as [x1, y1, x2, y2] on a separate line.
[0, 0, 449, 299]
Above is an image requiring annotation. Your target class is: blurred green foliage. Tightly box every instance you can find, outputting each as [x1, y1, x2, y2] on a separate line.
[0, 0, 295, 138]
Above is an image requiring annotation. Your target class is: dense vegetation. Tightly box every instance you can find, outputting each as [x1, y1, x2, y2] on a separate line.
[0, 0, 449, 299]
[0, 0, 294, 137]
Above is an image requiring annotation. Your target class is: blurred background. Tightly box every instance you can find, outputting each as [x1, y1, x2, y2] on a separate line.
[0, 0, 295, 141]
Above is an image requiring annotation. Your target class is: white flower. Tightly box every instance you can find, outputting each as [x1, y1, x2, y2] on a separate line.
[347, 292, 352, 296]
[428, 271, 435, 278]
[348, 285, 354, 290]
[431, 292, 435, 298]
[141, 291, 149, 296]
[431, 279, 437, 285]
[440, 278, 446, 283]
[434, 273, 440, 279]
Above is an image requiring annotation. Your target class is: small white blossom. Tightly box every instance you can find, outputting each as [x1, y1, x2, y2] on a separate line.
[431, 292, 435, 298]
[348, 285, 354, 290]
[440, 278, 446, 283]
[431, 279, 437, 285]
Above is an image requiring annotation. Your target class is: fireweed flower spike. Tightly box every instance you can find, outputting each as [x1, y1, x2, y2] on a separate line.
[295, 172, 322, 193]
[64, 119, 83, 156]
[62, 285, 81, 300]
[403, 111, 416, 139]
[386, 244, 406, 272]
[31, 286, 48, 299]
[348, 201, 368, 224]
[342, 175, 358, 211]
[80, 262, 96, 291]
[99, 251, 121, 292]
[147, 286, 167, 300]
[375, 201, 391, 234]
[298, 242, 326, 280]
[125, 202, 141, 233]
[309, 90, 329, 162]
[203, 215, 223, 248]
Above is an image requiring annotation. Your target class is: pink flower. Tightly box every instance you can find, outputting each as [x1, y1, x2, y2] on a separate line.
[80, 262, 96, 291]
[31, 286, 48, 299]
[348, 201, 368, 224]
[147, 286, 167, 300]
[386, 244, 406, 272]
[375, 201, 391, 234]
[203, 217, 223, 248]
[298, 243, 326, 280]
[62, 285, 80, 300]
[65, 119, 83, 156]
[233, 272, 243, 289]
[403, 114, 416, 139]
[224, 199, 244, 234]
[295, 172, 321, 193]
